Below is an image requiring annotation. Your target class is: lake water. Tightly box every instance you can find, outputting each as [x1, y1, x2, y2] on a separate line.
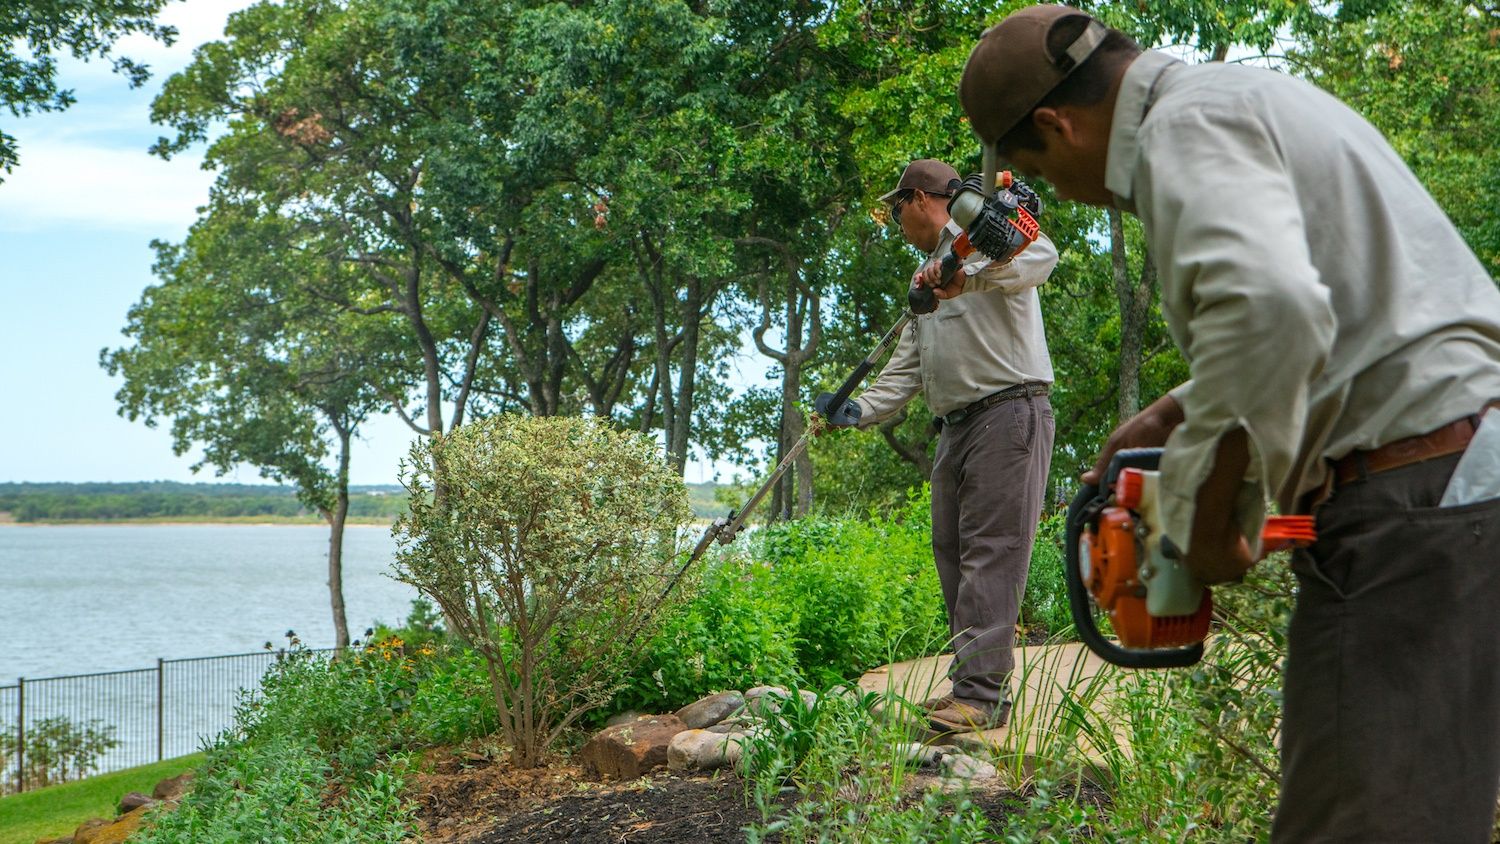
[0, 524, 419, 682]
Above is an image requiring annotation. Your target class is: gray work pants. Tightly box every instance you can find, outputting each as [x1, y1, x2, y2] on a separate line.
[1274, 452, 1500, 843]
[929, 393, 1054, 708]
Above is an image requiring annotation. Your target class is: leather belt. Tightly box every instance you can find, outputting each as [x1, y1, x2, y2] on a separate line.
[1331, 416, 1479, 487]
[1324, 401, 1500, 495]
[934, 382, 1049, 430]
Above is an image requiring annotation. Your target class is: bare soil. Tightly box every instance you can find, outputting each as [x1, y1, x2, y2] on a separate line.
[409, 747, 1091, 843]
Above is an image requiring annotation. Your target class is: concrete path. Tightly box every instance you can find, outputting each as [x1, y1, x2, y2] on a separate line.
[858, 643, 1125, 773]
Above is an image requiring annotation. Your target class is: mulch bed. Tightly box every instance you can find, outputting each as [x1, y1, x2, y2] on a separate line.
[412, 745, 1104, 843]
[414, 750, 766, 843]
[471, 774, 763, 844]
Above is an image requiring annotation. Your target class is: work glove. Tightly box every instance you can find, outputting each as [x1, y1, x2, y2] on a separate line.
[814, 393, 863, 428]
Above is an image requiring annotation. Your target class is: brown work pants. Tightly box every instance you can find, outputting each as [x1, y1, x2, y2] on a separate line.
[1274, 453, 1500, 842]
[929, 393, 1053, 709]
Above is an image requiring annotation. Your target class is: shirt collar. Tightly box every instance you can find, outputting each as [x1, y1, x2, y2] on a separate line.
[1105, 51, 1184, 212]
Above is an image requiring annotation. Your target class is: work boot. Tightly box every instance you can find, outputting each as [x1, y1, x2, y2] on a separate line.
[919, 693, 955, 712]
[928, 697, 1011, 734]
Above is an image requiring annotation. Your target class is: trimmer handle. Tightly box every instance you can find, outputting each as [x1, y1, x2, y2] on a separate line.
[1064, 448, 1206, 669]
[906, 251, 963, 315]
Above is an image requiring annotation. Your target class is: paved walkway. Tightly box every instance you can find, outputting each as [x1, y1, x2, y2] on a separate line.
[858, 643, 1124, 772]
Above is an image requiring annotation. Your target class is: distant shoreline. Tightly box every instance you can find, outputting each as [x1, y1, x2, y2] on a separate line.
[0, 516, 395, 527]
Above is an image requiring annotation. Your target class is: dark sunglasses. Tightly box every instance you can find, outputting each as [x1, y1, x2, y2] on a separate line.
[891, 190, 916, 225]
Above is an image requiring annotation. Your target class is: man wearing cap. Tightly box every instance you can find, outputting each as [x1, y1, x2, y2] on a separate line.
[954, 5, 1500, 840]
[816, 158, 1058, 735]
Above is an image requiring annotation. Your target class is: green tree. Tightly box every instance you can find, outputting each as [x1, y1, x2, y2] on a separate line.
[103, 198, 400, 647]
[150, 0, 498, 445]
[1292, 0, 1500, 276]
[0, 0, 176, 178]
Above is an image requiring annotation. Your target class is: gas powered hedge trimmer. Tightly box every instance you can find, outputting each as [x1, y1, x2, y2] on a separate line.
[1065, 448, 1317, 668]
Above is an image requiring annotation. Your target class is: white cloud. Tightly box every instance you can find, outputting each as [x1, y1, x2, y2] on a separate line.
[0, 139, 213, 231]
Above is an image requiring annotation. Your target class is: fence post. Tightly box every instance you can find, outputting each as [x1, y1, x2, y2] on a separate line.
[156, 659, 164, 762]
[16, 677, 24, 794]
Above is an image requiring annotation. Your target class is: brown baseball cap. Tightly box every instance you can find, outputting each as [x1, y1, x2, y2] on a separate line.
[959, 5, 1108, 144]
[878, 159, 960, 203]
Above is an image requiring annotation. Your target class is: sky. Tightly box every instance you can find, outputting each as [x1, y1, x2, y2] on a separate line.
[0, 0, 745, 487]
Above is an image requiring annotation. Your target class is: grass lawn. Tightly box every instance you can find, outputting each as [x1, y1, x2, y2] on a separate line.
[0, 754, 203, 844]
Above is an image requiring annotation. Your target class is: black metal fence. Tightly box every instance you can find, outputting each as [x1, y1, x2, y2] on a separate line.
[0, 649, 333, 794]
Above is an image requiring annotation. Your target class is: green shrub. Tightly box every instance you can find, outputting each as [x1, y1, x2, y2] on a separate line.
[0, 716, 118, 792]
[613, 555, 803, 713]
[394, 414, 694, 766]
[133, 643, 428, 843]
[1020, 510, 1071, 639]
[760, 508, 946, 689]
[615, 484, 1072, 715]
[408, 649, 500, 746]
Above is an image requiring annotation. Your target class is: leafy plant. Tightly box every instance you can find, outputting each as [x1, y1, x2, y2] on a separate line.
[394, 414, 693, 766]
[132, 642, 431, 843]
[741, 683, 993, 843]
[0, 716, 119, 792]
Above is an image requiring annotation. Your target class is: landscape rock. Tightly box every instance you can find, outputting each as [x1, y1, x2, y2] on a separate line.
[895, 741, 947, 768]
[116, 792, 154, 815]
[674, 691, 744, 729]
[605, 710, 648, 728]
[73, 806, 149, 844]
[69, 819, 109, 843]
[667, 728, 746, 771]
[940, 752, 998, 781]
[151, 771, 194, 802]
[743, 686, 817, 717]
[578, 713, 687, 780]
[825, 684, 861, 702]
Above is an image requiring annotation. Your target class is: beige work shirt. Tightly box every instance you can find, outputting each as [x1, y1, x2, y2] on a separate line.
[1108, 50, 1500, 554]
[854, 221, 1056, 424]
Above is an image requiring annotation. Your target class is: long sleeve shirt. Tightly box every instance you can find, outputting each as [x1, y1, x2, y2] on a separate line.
[1109, 50, 1500, 554]
[853, 221, 1057, 425]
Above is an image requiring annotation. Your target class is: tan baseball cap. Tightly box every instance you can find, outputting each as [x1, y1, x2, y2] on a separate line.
[959, 5, 1108, 144]
[878, 159, 961, 203]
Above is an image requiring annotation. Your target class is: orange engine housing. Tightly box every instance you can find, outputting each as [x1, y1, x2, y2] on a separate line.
[1083, 508, 1212, 650]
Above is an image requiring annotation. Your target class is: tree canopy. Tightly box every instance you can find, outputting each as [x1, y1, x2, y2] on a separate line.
[105, 0, 1500, 521]
[1, 0, 177, 178]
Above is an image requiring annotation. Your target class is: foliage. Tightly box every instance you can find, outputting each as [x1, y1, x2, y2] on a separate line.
[393, 414, 693, 766]
[741, 685, 993, 843]
[616, 485, 945, 714]
[616, 484, 1073, 715]
[133, 640, 431, 843]
[1292, 0, 1500, 276]
[0, 0, 175, 178]
[0, 716, 118, 792]
[1020, 511, 1072, 638]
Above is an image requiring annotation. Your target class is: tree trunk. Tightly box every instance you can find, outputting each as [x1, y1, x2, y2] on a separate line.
[326, 422, 352, 650]
[1109, 208, 1156, 421]
[745, 236, 820, 520]
[667, 274, 703, 474]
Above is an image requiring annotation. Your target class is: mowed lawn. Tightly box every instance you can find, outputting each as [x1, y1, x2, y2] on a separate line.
[0, 754, 203, 844]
